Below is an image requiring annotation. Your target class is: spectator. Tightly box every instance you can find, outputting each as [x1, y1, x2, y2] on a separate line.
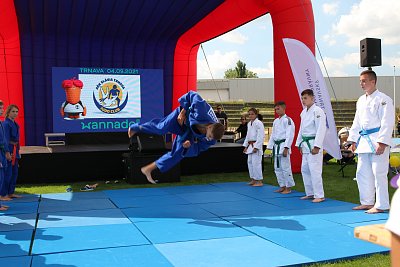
[397, 114, 400, 136]
[235, 115, 247, 144]
[215, 104, 228, 130]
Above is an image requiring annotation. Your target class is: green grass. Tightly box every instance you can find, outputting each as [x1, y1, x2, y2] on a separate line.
[15, 160, 395, 266]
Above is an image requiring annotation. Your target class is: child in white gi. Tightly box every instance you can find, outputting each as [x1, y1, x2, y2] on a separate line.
[295, 89, 327, 203]
[243, 108, 265, 187]
[267, 101, 295, 194]
[347, 70, 394, 214]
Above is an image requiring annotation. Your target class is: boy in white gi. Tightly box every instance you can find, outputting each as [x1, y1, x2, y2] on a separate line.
[295, 89, 327, 203]
[243, 108, 265, 187]
[267, 101, 295, 194]
[347, 70, 394, 214]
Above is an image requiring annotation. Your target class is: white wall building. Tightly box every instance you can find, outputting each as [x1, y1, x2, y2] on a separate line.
[197, 76, 400, 108]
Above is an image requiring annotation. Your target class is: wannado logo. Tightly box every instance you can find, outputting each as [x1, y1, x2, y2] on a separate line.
[93, 78, 129, 114]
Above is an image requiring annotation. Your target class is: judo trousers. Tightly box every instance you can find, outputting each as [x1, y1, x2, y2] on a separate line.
[130, 108, 187, 173]
[301, 152, 324, 199]
[356, 148, 390, 210]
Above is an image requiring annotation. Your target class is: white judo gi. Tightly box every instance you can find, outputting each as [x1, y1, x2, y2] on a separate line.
[243, 118, 265, 181]
[348, 89, 394, 210]
[267, 114, 295, 188]
[295, 104, 327, 199]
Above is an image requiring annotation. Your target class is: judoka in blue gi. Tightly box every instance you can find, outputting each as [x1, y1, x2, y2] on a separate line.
[0, 100, 10, 210]
[128, 91, 225, 184]
[3, 104, 22, 199]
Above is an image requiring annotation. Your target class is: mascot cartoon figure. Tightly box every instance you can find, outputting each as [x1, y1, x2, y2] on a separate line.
[60, 78, 87, 120]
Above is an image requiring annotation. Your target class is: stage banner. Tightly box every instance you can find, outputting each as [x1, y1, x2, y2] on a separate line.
[283, 38, 342, 159]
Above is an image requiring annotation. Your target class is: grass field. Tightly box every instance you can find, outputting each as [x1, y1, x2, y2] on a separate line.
[15, 160, 395, 267]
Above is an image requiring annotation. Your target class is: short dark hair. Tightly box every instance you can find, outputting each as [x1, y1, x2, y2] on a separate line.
[0, 100, 3, 106]
[216, 104, 222, 109]
[211, 123, 225, 140]
[301, 89, 314, 97]
[274, 101, 286, 108]
[360, 70, 377, 83]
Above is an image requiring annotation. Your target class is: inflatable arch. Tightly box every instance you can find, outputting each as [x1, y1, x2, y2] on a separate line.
[0, 0, 314, 171]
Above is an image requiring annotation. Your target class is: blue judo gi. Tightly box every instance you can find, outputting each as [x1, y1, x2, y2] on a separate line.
[129, 91, 219, 172]
[3, 118, 20, 196]
[0, 121, 8, 199]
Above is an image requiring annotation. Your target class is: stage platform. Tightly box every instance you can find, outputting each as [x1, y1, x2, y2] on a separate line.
[18, 142, 248, 184]
[0, 183, 388, 266]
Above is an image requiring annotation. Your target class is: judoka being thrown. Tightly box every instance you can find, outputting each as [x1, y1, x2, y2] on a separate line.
[128, 91, 225, 184]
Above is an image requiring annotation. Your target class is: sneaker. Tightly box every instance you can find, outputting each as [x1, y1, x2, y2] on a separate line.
[80, 185, 94, 191]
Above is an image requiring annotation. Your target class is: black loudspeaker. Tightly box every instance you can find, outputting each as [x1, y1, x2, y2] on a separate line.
[122, 152, 180, 184]
[129, 133, 166, 153]
[360, 38, 381, 67]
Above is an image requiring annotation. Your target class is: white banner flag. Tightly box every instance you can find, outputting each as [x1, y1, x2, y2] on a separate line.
[283, 38, 342, 159]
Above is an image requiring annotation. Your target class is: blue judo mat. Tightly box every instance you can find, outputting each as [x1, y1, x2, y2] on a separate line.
[0, 183, 389, 267]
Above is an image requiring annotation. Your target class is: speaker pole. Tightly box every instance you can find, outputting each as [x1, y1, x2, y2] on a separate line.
[394, 65, 397, 137]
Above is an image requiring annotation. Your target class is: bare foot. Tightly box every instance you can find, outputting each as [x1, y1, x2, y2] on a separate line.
[0, 206, 8, 211]
[281, 188, 292, 194]
[247, 179, 255, 186]
[9, 194, 22, 198]
[141, 166, 157, 184]
[0, 196, 12, 201]
[274, 187, 285, 193]
[365, 207, 388, 214]
[352, 204, 374, 210]
[252, 181, 263, 187]
[300, 195, 314, 200]
[128, 128, 136, 138]
[312, 198, 325, 203]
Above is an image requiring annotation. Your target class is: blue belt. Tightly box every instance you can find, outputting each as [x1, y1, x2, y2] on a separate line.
[356, 127, 380, 153]
[273, 139, 286, 168]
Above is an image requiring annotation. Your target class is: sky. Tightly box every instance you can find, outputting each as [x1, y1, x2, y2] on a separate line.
[197, 0, 400, 79]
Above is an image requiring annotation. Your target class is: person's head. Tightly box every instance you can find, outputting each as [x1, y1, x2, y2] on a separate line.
[274, 101, 286, 117]
[240, 115, 247, 124]
[5, 104, 19, 120]
[247, 107, 258, 121]
[0, 100, 4, 116]
[301, 89, 315, 108]
[206, 122, 225, 140]
[359, 70, 377, 95]
[216, 104, 222, 113]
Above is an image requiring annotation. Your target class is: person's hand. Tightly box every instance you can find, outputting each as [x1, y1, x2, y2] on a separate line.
[252, 148, 258, 153]
[177, 109, 186, 126]
[183, 140, 191, 149]
[311, 147, 320, 155]
[283, 147, 289, 157]
[350, 143, 356, 153]
[376, 142, 387, 155]
[243, 147, 247, 154]
[5, 152, 12, 161]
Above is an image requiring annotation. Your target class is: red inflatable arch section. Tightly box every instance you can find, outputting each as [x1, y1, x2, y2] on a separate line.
[173, 0, 315, 172]
[0, 0, 25, 145]
[0, 0, 314, 171]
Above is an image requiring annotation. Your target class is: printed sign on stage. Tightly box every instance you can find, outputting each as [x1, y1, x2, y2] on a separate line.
[52, 67, 164, 133]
